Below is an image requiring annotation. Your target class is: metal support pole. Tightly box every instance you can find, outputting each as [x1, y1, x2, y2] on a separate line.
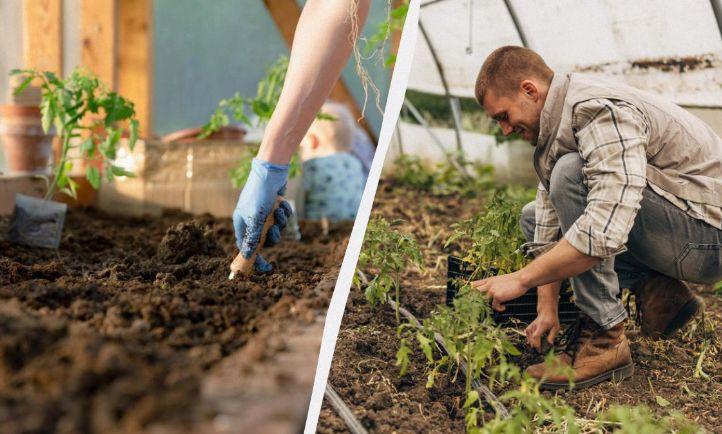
[418, 19, 464, 154]
[503, 0, 529, 47]
[403, 98, 470, 178]
[449, 96, 464, 153]
[711, 0, 722, 41]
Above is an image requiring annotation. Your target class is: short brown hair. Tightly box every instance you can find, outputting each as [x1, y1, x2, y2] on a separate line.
[475, 46, 554, 105]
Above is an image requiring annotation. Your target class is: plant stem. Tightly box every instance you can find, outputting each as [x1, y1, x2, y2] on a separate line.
[465, 325, 472, 398]
[394, 270, 400, 324]
[45, 133, 71, 200]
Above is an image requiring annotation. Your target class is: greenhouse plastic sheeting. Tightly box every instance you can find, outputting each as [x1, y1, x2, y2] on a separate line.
[411, 0, 722, 106]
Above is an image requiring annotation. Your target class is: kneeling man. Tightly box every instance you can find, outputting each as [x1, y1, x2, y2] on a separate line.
[472, 46, 722, 390]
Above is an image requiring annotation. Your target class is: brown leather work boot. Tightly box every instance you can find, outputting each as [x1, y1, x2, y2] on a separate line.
[526, 315, 634, 390]
[631, 272, 705, 339]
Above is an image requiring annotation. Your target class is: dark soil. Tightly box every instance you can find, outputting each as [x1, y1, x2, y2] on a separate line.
[317, 181, 722, 433]
[0, 208, 350, 434]
[320, 289, 466, 434]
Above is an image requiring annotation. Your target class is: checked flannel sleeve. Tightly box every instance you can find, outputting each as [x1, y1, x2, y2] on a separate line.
[565, 99, 649, 259]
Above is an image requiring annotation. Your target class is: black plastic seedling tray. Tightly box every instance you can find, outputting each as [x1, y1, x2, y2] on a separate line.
[446, 255, 579, 325]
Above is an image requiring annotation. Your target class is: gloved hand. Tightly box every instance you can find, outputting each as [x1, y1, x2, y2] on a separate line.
[232, 158, 294, 273]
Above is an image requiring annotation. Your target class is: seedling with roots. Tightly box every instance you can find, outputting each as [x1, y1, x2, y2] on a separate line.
[400, 284, 521, 430]
[357, 217, 423, 324]
[11, 68, 139, 200]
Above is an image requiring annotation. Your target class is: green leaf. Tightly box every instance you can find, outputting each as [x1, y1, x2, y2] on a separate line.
[40, 98, 54, 133]
[395, 340, 411, 376]
[425, 369, 436, 388]
[417, 332, 434, 362]
[86, 166, 101, 189]
[80, 138, 95, 156]
[12, 75, 34, 97]
[655, 395, 671, 407]
[67, 177, 79, 199]
[502, 340, 521, 356]
[100, 129, 121, 160]
[43, 71, 60, 85]
[129, 119, 139, 151]
[315, 112, 337, 121]
[463, 390, 479, 409]
[110, 165, 134, 178]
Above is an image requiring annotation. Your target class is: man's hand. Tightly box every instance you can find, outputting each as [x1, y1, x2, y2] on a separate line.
[472, 272, 528, 312]
[525, 303, 561, 352]
[232, 159, 293, 273]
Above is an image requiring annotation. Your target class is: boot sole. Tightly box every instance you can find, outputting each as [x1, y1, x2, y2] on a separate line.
[539, 363, 634, 391]
[659, 295, 705, 338]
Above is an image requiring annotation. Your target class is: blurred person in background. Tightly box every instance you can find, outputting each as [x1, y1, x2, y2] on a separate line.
[299, 101, 367, 222]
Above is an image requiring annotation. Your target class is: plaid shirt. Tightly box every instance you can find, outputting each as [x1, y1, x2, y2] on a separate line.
[532, 98, 722, 259]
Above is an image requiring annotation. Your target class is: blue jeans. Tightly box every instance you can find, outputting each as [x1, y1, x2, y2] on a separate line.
[520, 153, 722, 329]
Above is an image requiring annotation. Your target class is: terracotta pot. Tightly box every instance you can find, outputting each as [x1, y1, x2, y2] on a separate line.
[0, 105, 54, 174]
[160, 125, 246, 144]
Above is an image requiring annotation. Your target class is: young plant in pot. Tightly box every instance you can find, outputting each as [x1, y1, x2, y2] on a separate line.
[6, 68, 139, 249]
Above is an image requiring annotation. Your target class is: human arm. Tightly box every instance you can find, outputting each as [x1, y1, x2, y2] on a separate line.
[475, 100, 649, 308]
[231, 0, 371, 274]
[258, 0, 371, 164]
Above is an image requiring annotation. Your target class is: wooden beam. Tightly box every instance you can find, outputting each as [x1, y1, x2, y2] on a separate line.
[80, 0, 117, 88]
[23, 0, 63, 74]
[118, 0, 153, 138]
[263, 0, 377, 142]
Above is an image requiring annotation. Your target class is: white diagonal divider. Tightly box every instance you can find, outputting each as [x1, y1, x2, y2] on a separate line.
[303, 1, 421, 432]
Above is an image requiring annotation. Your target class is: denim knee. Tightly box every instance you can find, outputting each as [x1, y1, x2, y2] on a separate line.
[520, 201, 536, 242]
[548, 153, 585, 208]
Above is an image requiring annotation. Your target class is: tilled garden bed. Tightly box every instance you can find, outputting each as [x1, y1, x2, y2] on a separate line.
[0, 208, 350, 433]
[317, 181, 722, 433]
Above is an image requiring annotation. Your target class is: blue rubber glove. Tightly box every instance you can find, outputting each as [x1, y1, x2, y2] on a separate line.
[232, 158, 294, 273]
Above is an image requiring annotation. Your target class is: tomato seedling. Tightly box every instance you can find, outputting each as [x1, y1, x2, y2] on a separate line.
[11, 68, 139, 199]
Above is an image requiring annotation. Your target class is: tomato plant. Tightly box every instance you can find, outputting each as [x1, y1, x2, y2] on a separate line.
[446, 188, 528, 278]
[11, 68, 139, 200]
[357, 217, 423, 324]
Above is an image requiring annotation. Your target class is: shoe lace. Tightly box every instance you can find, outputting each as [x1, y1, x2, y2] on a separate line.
[559, 317, 582, 360]
[558, 314, 600, 362]
[625, 292, 642, 326]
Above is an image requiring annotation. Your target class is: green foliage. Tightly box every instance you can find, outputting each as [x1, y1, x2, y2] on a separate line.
[363, 1, 408, 67]
[10, 68, 138, 200]
[202, 54, 329, 185]
[598, 405, 701, 434]
[201, 55, 289, 137]
[479, 363, 579, 434]
[390, 154, 495, 198]
[358, 217, 423, 323]
[395, 329, 412, 377]
[416, 284, 520, 431]
[390, 154, 435, 190]
[445, 189, 528, 276]
[714, 280, 722, 296]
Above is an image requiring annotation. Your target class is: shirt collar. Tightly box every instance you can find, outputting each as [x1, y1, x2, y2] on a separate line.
[537, 72, 569, 149]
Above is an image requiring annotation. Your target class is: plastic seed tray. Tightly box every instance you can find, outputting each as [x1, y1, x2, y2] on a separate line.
[446, 255, 579, 325]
